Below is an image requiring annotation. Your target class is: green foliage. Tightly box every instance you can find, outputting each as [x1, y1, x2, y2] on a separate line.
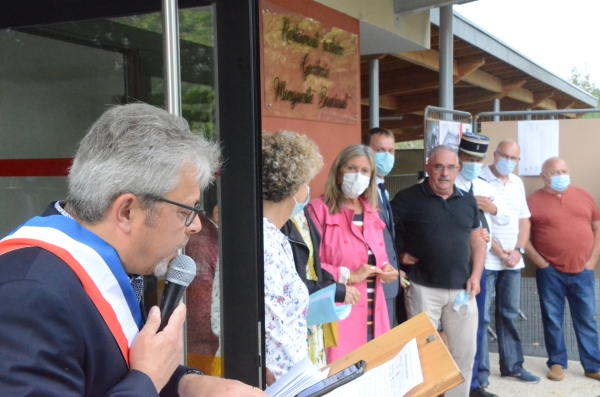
[396, 140, 424, 150]
[114, 9, 217, 140]
[568, 66, 600, 118]
[112, 9, 214, 47]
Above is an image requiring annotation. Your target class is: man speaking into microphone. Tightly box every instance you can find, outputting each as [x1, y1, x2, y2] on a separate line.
[0, 103, 266, 397]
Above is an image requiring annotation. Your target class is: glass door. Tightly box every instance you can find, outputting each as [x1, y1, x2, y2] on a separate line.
[0, 0, 263, 388]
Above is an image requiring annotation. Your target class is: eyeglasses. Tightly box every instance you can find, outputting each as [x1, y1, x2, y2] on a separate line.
[496, 151, 520, 162]
[154, 197, 202, 227]
[430, 164, 458, 173]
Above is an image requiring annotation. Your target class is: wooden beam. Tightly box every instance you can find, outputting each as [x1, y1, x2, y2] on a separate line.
[557, 100, 575, 109]
[453, 54, 486, 83]
[360, 66, 439, 97]
[497, 77, 527, 99]
[532, 90, 555, 108]
[392, 50, 558, 110]
[537, 98, 557, 110]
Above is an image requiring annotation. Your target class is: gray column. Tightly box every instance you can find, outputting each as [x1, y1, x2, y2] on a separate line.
[369, 59, 379, 129]
[162, 0, 181, 116]
[162, 0, 184, 364]
[439, 5, 453, 111]
[493, 98, 500, 122]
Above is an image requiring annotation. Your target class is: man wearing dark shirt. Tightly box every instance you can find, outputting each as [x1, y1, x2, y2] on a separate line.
[391, 145, 487, 397]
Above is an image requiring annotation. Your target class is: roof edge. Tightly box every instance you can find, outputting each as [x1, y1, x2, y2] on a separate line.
[430, 8, 597, 107]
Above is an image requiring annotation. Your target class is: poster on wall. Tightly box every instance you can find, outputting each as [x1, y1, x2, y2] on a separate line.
[262, 9, 358, 124]
[438, 121, 461, 152]
[425, 120, 439, 159]
[517, 120, 559, 176]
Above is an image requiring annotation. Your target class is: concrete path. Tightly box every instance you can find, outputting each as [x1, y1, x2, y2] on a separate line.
[484, 353, 600, 397]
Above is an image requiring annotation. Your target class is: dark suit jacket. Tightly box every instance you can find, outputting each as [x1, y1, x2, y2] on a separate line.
[0, 204, 191, 397]
[281, 208, 346, 303]
[378, 193, 399, 301]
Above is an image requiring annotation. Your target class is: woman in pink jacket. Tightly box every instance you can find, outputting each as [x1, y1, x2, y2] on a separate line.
[307, 144, 398, 363]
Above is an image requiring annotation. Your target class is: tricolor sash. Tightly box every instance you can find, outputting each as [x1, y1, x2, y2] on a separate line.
[0, 215, 143, 367]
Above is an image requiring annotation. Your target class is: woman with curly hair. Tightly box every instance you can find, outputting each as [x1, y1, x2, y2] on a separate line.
[307, 144, 398, 363]
[262, 131, 322, 383]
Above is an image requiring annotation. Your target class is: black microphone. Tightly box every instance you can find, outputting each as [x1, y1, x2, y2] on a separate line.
[158, 255, 196, 332]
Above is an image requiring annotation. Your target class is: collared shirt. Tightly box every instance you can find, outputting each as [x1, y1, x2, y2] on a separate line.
[455, 172, 510, 252]
[263, 217, 309, 379]
[528, 186, 600, 273]
[391, 178, 480, 289]
[479, 166, 531, 270]
[55, 201, 144, 302]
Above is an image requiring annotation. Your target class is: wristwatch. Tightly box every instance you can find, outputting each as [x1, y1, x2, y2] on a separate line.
[516, 247, 526, 255]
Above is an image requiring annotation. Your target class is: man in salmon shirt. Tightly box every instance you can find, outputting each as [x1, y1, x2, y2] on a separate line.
[526, 157, 600, 382]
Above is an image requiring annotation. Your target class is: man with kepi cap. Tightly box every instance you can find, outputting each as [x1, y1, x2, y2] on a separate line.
[456, 133, 509, 397]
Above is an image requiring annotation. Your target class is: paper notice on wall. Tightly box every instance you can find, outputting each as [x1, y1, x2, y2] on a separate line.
[517, 120, 559, 176]
[325, 338, 423, 397]
[438, 121, 461, 153]
[461, 123, 472, 135]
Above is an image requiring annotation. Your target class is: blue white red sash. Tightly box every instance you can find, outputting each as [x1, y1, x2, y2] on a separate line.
[0, 215, 143, 367]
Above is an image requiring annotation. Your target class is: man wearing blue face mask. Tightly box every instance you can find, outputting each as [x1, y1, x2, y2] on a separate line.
[364, 127, 406, 327]
[455, 134, 509, 397]
[525, 157, 600, 383]
[478, 139, 539, 387]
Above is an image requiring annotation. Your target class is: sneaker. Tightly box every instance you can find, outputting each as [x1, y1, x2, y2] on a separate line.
[547, 364, 564, 381]
[469, 386, 498, 397]
[501, 368, 540, 384]
[585, 371, 600, 381]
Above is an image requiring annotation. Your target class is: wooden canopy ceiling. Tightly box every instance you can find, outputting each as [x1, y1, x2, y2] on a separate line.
[361, 25, 594, 142]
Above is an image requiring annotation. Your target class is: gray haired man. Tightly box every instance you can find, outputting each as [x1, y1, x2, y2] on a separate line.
[0, 103, 266, 397]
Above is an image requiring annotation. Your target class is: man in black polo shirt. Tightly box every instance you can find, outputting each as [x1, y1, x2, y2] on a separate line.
[391, 145, 487, 397]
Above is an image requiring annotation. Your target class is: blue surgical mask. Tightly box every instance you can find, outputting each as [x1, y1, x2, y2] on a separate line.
[460, 162, 483, 181]
[453, 290, 471, 318]
[374, 152, 395, 177]
[291, 184, 310, 219]
[496, 157, 516, 176]
[547, 174, 570, 192]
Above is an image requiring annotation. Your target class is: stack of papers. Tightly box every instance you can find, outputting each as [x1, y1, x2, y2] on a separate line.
[324, 338, 423, 397]
[265, 357, 330, 397]
[306, 284, 352, 327]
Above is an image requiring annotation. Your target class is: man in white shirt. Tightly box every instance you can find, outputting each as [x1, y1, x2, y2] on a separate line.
[455, 133, 509, 397]
[477, 139, 539, 387]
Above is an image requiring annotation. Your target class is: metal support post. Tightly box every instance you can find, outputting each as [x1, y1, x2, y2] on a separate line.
[162, 0, 184, 364]
[369, 59, 379, 129]
[162, 0, 182, 116]
[493, 98, 500, 122]
[439, 5, 453, 112]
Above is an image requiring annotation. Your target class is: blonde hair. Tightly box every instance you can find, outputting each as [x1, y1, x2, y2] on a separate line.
[262, 131, 323, 202]
[324, 144, 379, 214]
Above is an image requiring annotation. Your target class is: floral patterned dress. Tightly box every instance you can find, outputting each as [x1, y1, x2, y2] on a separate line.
[264, 217, 309, 379]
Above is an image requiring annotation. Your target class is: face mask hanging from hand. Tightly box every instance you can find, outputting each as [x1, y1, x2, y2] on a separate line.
[460, 162, 483, 181]
[290, 184, 310, 219]
[341, 173, 371, 199]
[374, 152, 395, 177]
[547, 174, 570, 192]
[453, 290, 471, 318]
[496, 158, 516, 176]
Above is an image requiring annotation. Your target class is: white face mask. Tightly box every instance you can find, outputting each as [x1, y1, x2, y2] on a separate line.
[341, 172, 371, 199]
